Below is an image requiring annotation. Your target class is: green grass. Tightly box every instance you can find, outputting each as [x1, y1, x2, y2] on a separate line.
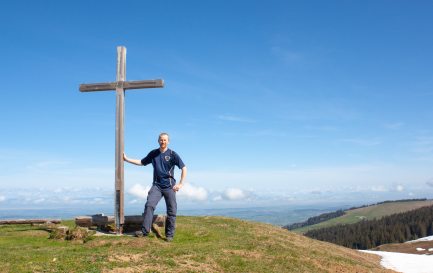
[0, 216, 390, 272]
[294, 200, 433, 234]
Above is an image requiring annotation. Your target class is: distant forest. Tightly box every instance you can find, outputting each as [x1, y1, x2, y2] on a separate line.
[284, 210, 345, 230]
[283, 198, 427, 230]
[305, 205, 433, 250]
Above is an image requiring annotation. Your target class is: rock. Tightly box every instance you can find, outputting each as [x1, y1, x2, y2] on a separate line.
[49, 226, 69, 239]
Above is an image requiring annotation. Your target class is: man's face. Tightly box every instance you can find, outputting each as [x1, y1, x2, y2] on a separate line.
[158, 135, 169, 149]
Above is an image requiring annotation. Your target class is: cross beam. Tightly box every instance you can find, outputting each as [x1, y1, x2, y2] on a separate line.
[79, 46, 164, 233]
[79, 79, 163, 92]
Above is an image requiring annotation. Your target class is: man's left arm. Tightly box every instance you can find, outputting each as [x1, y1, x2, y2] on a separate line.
[173, 166, 187, 192]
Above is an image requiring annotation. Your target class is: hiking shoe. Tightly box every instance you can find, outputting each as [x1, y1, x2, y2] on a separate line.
[135, 230, 147, 238]
[166, 237, 173, 242]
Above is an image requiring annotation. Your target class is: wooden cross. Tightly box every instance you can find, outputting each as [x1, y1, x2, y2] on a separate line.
[79, 46, 164, 233]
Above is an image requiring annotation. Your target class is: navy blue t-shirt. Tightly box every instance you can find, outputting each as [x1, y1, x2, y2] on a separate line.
[141, 148, 185, 189]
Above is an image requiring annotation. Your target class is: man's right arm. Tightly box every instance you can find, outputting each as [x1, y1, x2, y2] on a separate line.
[123, 153, 143, 166]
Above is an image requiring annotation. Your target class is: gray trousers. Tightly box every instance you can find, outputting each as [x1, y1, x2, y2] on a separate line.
[142, 185, 177, 238]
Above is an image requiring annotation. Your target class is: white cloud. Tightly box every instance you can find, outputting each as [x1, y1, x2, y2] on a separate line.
[222, 188, 248, 201]
[339, 138, 381, 146]
[0, 165, 114, 188]
[217, 114, 255, 123]
[33, 198, 45, 204]
[426, 179, 433, 188]
[0, 195, 5, 202]
[0, 187, 113, 208]
[178, 183, 208, 201]
[128, 184, 151, 199]
[127, 183, 209, 202]
[371, 186, 388, 192]
[212, 195, 222, 201]
[26, 160, 70, 170]
[189, 164, 433, 192]
[384, 122, 404, 130]
[90, 198, 107, 205]
[395, 185, 404, 192]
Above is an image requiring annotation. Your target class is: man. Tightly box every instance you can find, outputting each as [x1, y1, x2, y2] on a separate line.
[124, 132, 187, 241]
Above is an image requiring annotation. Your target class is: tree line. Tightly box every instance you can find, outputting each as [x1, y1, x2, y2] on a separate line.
[284, 210, 345, 230]
[304, 205, 433, 249]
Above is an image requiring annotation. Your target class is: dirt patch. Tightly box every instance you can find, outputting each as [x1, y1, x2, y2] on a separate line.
[103, 253, 167, 273]
[222, 249, 263, 259]
[103, 263, 167, 273]
[375, 240, 433, 255]
[193, 230, 209, 237]
[86, 239, 112, 247]
[126, 237, 168, 248]
[86, 238, 136, 247]
[172, 255, 222, 273]
[215, 223, 230, 229]
[108, 253, 146, 263]
[103, 266, 150, 273]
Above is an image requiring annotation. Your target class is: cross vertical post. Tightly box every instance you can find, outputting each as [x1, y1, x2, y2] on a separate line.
[79, 46, 164, 233]
[115, 46, 126, 232]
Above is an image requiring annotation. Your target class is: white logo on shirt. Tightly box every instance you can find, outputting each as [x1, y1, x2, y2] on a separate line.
[165, 156, 171, 161]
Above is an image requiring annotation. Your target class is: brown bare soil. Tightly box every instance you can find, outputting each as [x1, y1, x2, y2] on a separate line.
[375, 240, 433, 255]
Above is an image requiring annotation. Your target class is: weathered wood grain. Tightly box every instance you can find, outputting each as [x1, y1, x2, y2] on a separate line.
[79, 80, 164, 92]
[0, 219, 61, 225]
[75, 214, 165, 227]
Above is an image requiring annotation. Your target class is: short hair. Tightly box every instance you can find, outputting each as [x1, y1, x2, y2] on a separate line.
[158, 132, 170, 140]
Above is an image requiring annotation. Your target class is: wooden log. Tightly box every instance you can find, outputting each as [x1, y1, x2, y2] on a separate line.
[74, 216, 92, 227]
[92, 214, 115, 225]
[0, 219, 61, 225]
[74, 215, 114, 227]
[122, 215, 166, 233]
[75, 214, 165, 227]
[124, 215, 165, 227]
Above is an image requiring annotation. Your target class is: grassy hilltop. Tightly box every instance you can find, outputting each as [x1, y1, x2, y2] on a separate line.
[0, 216, 394, 273]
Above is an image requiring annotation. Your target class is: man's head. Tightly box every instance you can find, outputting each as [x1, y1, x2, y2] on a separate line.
[158, 132, 170, 150]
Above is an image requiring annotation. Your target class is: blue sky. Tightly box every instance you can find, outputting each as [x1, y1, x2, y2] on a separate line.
[1, 1, 433, 210]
